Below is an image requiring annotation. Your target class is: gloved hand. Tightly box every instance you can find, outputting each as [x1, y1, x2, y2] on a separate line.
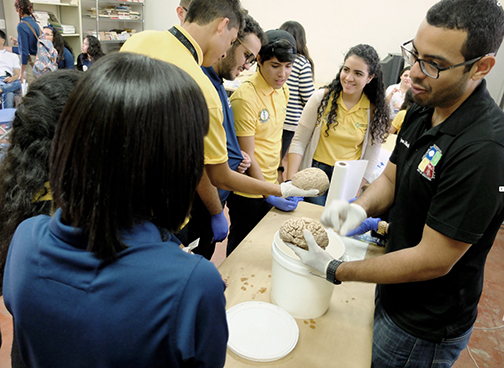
[211, 210, 228, 242]
[285, 230, 335, 274]
[265, 195, 299, 212]
[287, 196, 304, 204]
[320, 199, 367, 236]
[280, 181, 319, 198]
[346, 217, 381, 236]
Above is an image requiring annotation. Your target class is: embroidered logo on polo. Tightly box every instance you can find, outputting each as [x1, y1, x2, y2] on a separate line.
[259, 109, 270, 123]
[417, 144, 442, 181]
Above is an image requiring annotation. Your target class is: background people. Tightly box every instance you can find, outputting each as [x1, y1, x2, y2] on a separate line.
[227, 29, 300, 255]
[5, 0, 39, 84]
[288, 0, 504, 366]
[286, 44, 389, 206]
[278, 20, 315, 177]
[77, 35, 104, 71]
[3, 52, 229, 367]
[385, 66, 411, 120]
[42, 25, 74, 70]
[389, 88, 414, 134]
[0, 30, 22, 108]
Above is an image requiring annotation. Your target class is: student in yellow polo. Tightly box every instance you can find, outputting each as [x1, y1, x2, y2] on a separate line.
[122, 1, 318, 260]
[227, 30, 300, 255]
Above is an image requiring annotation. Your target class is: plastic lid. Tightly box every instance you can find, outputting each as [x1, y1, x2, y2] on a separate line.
[226, 301, 299, 362]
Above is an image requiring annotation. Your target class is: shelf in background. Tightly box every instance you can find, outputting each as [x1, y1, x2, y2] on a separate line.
[31, 1, 79, 7]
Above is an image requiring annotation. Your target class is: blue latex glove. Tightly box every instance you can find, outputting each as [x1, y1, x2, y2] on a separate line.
[287, 196, 304, 204]
[265, 195, 299, 212]
[211, 210, 229, 242]
[346, 217, 381, 237]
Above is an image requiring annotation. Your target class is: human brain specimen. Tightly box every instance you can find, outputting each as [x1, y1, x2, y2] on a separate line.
[279, 217, 329, 250]
[292, 167, 329, 195]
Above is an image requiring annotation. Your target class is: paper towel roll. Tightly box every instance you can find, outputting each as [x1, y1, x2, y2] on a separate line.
[325, 160, 369, 206]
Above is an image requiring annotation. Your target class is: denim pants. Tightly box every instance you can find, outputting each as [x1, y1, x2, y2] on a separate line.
[304, 160, 334, 206]
[372, 298, 473, 368]
[1, 77, 22, 108]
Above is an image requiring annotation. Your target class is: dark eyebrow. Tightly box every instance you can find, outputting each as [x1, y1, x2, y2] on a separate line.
[411, 40, 451, 63]
[343, 65, 365, 74]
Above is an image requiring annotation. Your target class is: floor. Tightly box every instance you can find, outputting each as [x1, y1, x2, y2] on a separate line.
[0, 218, 502, 367]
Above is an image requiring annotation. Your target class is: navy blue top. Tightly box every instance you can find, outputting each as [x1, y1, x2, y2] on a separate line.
[3, 209, 228, 367]
[12, 16, 39, 65]
[58, 47, 75, 69]
[202, 65, 244, 202]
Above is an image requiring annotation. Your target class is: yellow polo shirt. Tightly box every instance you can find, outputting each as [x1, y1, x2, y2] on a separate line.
[121, 25, 228, 165]
[391, 109, 407, 133]
[231, 71, 289, 198]
[314, 93, 369, 166]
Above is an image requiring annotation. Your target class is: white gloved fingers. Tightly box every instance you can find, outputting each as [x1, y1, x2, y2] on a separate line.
[280, 182, 320, 198]
[339, 203, 368, 236]
[303, 189, 320, 197]
[320, 200, 349, 230]
[285, 241, 307, 259]
[302, 229, 321, 253]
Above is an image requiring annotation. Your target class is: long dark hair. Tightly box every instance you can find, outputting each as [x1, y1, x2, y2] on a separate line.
[45, 26, 74, 64]
[85, 35, 104, 61]
[279, 20, 315, 79]
[0, 70, 81, 290]
[317, 44, 389, 144]
[14, 0, 34, 19]
[50, 52, 209, 260]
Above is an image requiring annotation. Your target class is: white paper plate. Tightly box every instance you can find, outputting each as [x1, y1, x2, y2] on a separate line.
[226, 301, 299, 362]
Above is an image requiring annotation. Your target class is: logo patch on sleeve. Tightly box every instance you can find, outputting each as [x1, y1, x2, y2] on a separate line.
[418, 144, 442, 181]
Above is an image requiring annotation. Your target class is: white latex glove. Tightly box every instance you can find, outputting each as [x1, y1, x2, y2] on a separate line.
[285, 230, 334, 275]
[182, 238, 199, 253]
[280, 181, 319, 198]
[320, 199, 367, 236]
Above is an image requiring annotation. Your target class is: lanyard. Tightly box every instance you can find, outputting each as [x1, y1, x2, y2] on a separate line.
[168, 26, 198, 64]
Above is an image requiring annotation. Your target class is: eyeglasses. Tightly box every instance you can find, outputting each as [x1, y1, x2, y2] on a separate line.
[236, 38, 256, 66]
[400, 40, 488, 79]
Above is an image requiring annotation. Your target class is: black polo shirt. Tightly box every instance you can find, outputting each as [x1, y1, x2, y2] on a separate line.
[378, 80, 504, 342]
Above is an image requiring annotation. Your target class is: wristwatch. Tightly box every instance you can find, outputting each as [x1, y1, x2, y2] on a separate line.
[377, 221, 388, 236]
[326, 259, 343, 285]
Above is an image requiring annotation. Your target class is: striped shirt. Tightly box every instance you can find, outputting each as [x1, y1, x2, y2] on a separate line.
[283, 54, 315, 132]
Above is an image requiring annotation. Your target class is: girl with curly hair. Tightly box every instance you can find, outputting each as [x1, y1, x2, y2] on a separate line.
[286, 43, 390, 205]
[77, 35, 104, 71]
[0, 69, 81, 367]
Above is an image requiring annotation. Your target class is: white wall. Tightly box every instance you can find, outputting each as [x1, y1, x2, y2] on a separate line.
[4, 0, 504, 104]
[147, 0, 504, 105]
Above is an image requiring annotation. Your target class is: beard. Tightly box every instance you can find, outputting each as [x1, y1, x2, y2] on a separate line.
[218, 47, 240, 81]
[411, 71, 470, 109]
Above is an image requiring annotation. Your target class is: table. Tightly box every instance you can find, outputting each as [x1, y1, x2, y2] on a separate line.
[218, 201, 385, 367]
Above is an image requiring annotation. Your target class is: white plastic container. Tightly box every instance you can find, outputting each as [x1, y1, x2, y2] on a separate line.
[270, 230, 345, 319]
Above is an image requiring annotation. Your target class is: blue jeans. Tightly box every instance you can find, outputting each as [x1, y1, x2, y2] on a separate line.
[372, 298, 473, 368]
[304, 160, 334, 206]
[1, 77, 22, 108]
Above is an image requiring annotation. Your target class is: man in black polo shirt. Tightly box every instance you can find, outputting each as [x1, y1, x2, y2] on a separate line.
[287, 0, 504, 366]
